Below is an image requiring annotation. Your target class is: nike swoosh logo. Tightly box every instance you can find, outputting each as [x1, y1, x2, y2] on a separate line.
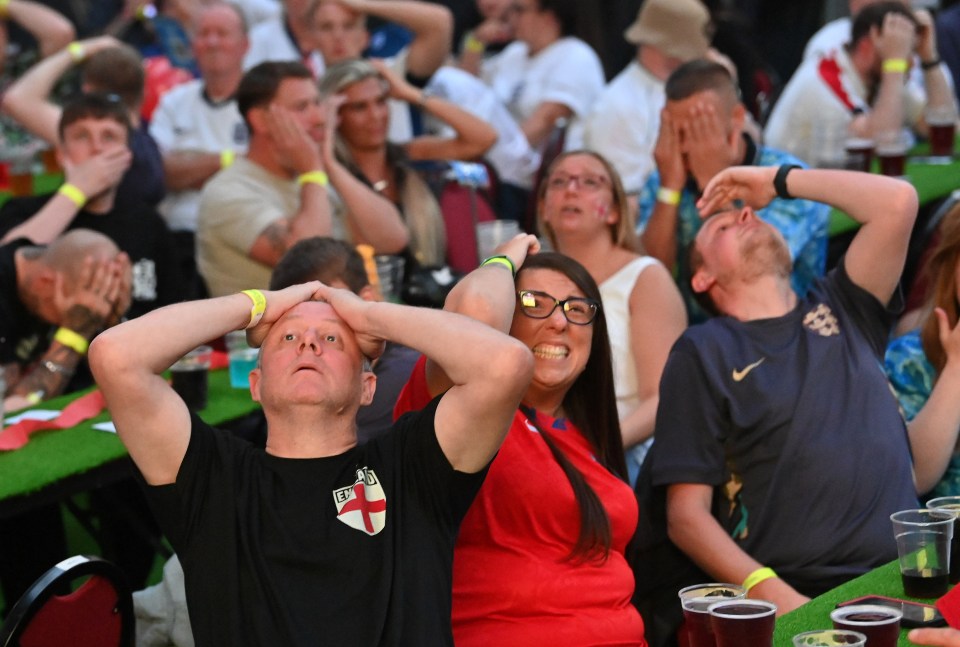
[732, 358, 765, 382]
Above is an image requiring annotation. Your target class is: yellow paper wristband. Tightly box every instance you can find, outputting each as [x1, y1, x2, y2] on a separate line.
[25, 391, 43, 405]
[241, 289, 267, 329]
[464, 32, 486, 54]
[882, 58, 908, 74]
[67, 41, 86, 63]
[297, 170, 329, 187]
[58, 183, 87, 208]
[54, 327, 89, 355]
[656, 187, 681, 206]
[743, 567, 778, 592]
[220, 149, 235, 168]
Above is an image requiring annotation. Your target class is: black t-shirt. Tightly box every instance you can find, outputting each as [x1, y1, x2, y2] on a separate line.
[650, 261, 918, 594]
[0, 238, 50, 366]
[117, 126, 165, 209]
[0, 194, 183, 320]
[142, 397, 486, 646]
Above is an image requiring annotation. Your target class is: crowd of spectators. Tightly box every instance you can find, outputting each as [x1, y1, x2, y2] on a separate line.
[1, 0, 960, 645]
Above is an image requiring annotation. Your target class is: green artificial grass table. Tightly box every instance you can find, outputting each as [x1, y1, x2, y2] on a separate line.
[0, 367, 260, 518]
[829, 137, 960, 237]
[773, 559, 941, 646]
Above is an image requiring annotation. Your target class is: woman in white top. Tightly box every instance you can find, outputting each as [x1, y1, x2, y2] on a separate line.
[539, 150, 686, 483]
[477, 0, 605, 184]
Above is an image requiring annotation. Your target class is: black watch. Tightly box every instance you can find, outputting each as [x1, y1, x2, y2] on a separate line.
[773, 164, 801, 200]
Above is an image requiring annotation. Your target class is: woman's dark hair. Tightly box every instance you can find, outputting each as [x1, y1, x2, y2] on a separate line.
[517, 252, 628, 563]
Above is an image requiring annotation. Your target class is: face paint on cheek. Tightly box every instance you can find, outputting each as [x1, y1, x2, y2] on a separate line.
[594, 201, 609, 221]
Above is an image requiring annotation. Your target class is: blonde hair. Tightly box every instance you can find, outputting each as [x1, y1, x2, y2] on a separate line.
[536, 150, 641, 253]
[319, 59, 446, 266]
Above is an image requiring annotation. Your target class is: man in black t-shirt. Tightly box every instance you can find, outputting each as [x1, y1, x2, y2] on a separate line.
[0, 94, 183, 319]
[0, 229, 129, 614]
[90, 274, 533, 645]
[648, 166, 960, 616]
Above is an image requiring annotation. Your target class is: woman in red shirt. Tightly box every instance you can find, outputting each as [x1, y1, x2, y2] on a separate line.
[395, 238, 647, 646]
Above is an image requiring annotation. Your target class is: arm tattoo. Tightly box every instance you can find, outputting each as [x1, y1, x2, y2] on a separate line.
[9, 343, 84, 401]
[262, 219, 292, 257]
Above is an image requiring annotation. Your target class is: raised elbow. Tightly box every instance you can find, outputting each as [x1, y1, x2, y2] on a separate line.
[42, 23, 76, 57]
[88, 330, 123, 386]
[491, 338, 534, 394]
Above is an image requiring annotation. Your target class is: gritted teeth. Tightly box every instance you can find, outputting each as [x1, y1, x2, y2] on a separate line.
[533, 344, 569, 359]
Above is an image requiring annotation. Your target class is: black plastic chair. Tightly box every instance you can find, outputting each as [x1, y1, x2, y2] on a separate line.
[0, 554, 134, 647]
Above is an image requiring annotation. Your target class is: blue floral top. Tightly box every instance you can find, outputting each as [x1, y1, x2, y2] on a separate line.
[637, 142, 829, 323]
[884, 329, 960, 498]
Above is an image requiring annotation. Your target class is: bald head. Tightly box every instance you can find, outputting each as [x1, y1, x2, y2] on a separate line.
[42, 230, 120, 275]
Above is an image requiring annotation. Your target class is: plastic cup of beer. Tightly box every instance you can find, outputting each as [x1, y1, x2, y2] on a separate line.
[830, 604, 902, 647]
[875, 131, 909, 177]
[678, 583, 746, 647]
[708, 598, 777, 647]
[171, 345, 212, 410]
[792, 629, 867, 646]
[844, 137, 874, 172]
[926, 495, 960, 584]
[925, 105, 957, 160]
[374, 254, 405, 303]
[8, 154, 34, 196]
[890, 509, 954, 598]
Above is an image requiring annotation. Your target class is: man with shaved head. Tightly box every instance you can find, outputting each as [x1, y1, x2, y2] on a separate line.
[90, 265, 533, 643]
[0, 228, 130, 615]
[638, 59, 829, 322]
[646, 166, 960, 614]
[0, 228, 130, 410]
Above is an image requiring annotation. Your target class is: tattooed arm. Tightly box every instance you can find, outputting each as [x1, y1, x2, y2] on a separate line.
[3, 254, 131, 410]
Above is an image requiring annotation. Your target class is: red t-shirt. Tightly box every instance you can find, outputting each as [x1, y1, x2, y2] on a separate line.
[395, 356, 647, 646]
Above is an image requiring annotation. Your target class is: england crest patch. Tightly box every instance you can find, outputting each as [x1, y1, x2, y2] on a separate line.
[333, 468, 386, 536]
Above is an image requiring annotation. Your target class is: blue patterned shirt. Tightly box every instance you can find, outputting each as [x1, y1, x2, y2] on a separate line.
[884, 329, 960, 499]
[637, 144, 829, 322]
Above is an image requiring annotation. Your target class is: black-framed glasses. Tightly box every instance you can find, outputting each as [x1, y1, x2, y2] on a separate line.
[516, 290, 599, 325]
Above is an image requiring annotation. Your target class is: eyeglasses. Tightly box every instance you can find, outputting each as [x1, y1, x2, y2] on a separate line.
[516, 290, 599, 325]
[545, 173, 609, 192]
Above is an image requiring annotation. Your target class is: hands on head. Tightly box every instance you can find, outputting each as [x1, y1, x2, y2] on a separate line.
[493, 233, 541, 272]
[872, 10, 918, 62]
[695, 166, 778, 218]
[264, 104, 324, 175]
[656, 99, 740, 191]
[55, 251, 132, 336]
[245, 282, 386, 361]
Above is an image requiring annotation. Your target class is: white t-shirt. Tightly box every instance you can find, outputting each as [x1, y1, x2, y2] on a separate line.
[582, 61, 664, 194]
[231, 0, 282, 28]
[803, 17, 852, 61]
[424, 65, 541, 188]
[243, 16, 325, 78]
[765, 48, 924, 165]
[481, 37, 604, 154]
[149, 80, 249, 232]
[802, 17, 947, 119]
